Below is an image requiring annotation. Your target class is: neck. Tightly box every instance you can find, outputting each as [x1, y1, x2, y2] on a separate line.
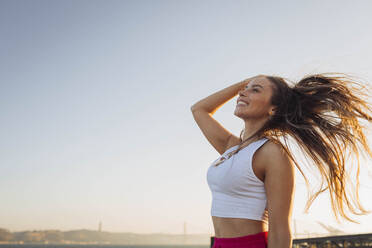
[241, 117, 268, 142]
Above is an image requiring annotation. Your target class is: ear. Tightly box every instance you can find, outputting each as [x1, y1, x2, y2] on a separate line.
[269, 107, 276, 116]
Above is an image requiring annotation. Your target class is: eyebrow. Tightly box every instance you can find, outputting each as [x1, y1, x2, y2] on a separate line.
[247, 84, 264, 89]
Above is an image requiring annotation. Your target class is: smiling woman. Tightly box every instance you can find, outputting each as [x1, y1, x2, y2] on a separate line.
[191, 73, 372, 248]
[233, 77, 275, 127]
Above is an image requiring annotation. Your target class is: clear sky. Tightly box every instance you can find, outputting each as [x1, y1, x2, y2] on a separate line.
[1, 0, 372, 237]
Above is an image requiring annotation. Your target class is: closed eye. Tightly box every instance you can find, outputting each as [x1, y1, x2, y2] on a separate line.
[245, 86, 260, 92]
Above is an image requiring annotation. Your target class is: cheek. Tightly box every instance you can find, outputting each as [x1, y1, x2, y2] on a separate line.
[251, 96, 270, 106]
[250, 98, 271, 111]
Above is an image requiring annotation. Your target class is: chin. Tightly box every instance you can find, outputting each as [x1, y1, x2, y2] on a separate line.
[234, 110, 251, 119]
[234, 110, 264, 120]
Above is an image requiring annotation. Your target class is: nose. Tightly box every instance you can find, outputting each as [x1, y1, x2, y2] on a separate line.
[239, 88, 248, 96]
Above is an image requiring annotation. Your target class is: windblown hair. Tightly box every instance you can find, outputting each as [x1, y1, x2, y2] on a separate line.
[222, 72, 372, 223]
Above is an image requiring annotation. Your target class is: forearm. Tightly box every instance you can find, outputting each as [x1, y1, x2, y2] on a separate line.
[267, 232, 293, 248]
[191, 79, 248, 115]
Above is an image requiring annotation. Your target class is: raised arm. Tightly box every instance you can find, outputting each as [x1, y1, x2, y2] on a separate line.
[190, 77, 255, 154]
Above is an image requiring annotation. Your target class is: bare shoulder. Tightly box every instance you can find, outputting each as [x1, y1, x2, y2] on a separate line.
[255, 139, 294, 174]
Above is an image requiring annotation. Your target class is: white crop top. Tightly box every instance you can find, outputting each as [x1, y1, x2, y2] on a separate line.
[206, 137, 269, 224]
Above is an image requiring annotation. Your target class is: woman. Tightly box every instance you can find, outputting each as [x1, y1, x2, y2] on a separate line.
[191, 73, 372, 248]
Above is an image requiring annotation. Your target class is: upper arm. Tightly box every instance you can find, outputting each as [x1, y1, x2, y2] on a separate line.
[191, 108, 238, 155]
[263, 142, 295, 234]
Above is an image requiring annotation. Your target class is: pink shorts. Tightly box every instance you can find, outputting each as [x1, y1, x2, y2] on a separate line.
[212, 231, 268, 248]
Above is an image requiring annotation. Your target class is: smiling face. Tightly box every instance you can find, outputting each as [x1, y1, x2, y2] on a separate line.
[234, 75, 277, 120]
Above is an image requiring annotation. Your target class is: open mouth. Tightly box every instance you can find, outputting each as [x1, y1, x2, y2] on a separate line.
[236, 102, 249, 107]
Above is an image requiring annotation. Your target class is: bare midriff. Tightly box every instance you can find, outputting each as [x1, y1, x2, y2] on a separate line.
[212, 216, 268, 238]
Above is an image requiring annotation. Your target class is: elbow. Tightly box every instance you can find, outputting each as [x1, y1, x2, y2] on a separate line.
[190, 105, 196, 112]
[191, 104, 203, 113]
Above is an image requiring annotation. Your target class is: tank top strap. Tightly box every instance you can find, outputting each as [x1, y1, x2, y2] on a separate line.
[246, 137, 269, 183]
[251, 137, 269, 151]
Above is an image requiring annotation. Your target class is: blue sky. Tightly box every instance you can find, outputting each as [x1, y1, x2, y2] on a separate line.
[1, 0, 372, 236]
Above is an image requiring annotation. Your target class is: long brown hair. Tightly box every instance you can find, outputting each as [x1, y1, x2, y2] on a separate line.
[220, 72, 372, 224]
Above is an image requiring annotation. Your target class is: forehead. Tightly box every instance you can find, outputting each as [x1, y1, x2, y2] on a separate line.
[246, 76, 271, 88]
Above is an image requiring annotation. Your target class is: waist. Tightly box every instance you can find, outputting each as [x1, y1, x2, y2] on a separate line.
[212, 216, 268, 238]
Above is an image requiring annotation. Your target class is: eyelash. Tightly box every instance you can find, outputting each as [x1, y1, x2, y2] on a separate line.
[245, 87, 260, 92]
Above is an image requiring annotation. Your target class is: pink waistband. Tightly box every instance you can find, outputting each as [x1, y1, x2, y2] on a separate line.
[213, 231, 268, 244]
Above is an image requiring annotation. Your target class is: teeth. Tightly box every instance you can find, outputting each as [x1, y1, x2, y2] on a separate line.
[237, 101, 248, 106]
